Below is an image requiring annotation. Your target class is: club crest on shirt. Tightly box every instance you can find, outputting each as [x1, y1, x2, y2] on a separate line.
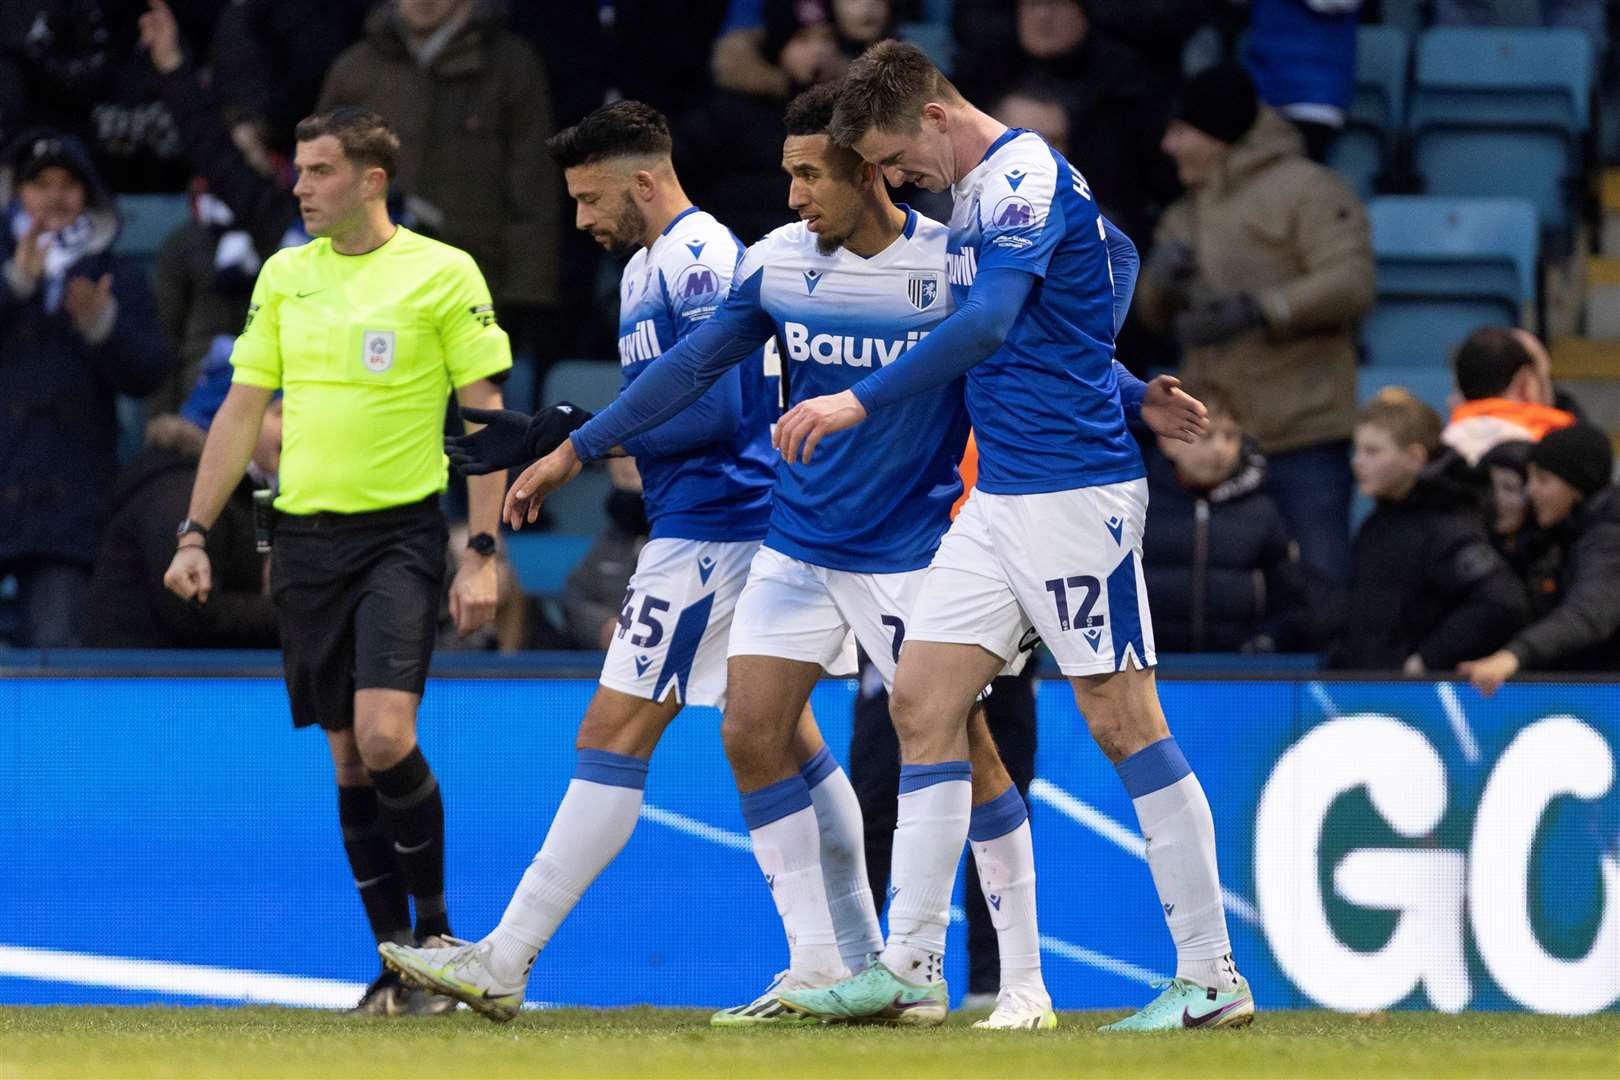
[907, 273, 939, 311]
[362, 329, 396, 373]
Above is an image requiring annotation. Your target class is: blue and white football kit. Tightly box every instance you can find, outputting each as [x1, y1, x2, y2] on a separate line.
[575, 209, 1028, 692]
[598, 207, 776, 709]
[850, 130, 1155, 678]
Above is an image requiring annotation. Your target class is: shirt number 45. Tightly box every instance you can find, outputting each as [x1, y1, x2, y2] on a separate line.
[1044, 575, 1102, 633]
[617, 588, 669, 647]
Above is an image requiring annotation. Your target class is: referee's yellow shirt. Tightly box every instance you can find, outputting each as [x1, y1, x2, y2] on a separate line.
[230, 227, 512, 515]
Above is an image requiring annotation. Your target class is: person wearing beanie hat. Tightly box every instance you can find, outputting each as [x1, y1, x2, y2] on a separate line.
[1138, 61, 1374, 587]
[1460, 423, 1620, 693]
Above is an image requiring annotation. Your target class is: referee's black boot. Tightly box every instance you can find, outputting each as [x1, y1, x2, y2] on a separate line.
[349, 968, 410, 1016]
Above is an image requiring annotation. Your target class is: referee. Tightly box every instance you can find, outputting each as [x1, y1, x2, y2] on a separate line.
[164, 108, 511, 1015]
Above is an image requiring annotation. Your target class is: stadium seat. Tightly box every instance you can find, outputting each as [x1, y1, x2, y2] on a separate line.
[503, 533, 593, 596]
[898, 22, 956, 75]
[1359, 364, 1457, 418]
[542, 358, 623, 412]
[1328, 26, 1410, 199]
[1377, 0, 1426, 34]
[113, 193, 191, 261]
[1362, 196, 1538, 368]
[1408, 28, 1592, 234]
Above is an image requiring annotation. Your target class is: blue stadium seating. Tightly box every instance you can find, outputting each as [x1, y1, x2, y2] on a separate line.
[113, 193, 191, 262]
[1328, 25, 1411, 198]
[537, 359, 620, 535]
[1407, 27, 1592, 234]
[1362, 196, 1538, 368]
[504, 533, 594, 596]
[542, 358, 623, 412]
[898, 21, 956, 75]
[1359, 364, 1456, 418]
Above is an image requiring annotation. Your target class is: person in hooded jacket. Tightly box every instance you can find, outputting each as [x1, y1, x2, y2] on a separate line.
[1460, 424, 1620, 694]
[1143, 384, 1313, 653]
[0, 129, 170, 647]
[84, 343, 280, 649]
[1331, 388, 1528, 674]
[1135, 62, 1374, 586]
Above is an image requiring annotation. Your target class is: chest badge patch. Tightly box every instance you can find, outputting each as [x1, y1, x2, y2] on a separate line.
[907, 273, 939, 311]
[363, 329, 396, 373]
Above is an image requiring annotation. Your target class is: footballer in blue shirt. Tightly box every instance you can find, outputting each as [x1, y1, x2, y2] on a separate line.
[763, 43, 1255, 1032]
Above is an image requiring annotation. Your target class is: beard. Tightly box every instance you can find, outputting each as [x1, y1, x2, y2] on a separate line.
[814, 227, 849, 257]
[600, 193, 648, 256]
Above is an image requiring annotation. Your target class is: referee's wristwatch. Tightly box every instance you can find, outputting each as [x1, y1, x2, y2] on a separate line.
[176, 518, 210, 546]
[466, 531, 497, 558]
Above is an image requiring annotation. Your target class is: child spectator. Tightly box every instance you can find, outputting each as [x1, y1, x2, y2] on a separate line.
[1143, 385, 1312, 653]
[1479, 439, 1539, 577]
[1331, 388, 1526, 673]
[1460, 424, 1620, 693]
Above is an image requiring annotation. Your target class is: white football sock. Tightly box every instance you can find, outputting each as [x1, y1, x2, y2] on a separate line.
[968, 786, 1044, 995]
[801, 748, 883, 970]
[485, 750, 647, 985]
[743, 776, 845, 981]
[1118, 738, 1238, 992]
[880, 762, 971, 984]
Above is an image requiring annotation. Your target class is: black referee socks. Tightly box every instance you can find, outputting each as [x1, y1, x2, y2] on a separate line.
[370, 745, 451, 941]
[337, 785, 413, 947]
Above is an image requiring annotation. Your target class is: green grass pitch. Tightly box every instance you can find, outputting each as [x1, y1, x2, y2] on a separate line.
[3, 1007, 1617, 1079]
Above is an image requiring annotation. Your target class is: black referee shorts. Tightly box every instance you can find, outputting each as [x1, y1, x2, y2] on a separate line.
[270, 495, 447, 731]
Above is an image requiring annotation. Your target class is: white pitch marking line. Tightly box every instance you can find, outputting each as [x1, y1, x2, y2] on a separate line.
[1029, 779, 1260, 926]
[639, 804, 754, 852]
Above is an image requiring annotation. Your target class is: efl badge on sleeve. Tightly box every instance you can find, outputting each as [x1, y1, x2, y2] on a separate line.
[363, 329, 396, 373]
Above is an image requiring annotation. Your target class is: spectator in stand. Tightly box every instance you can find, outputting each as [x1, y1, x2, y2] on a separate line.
[955, 0, 1204, 94]
[139, 1, 303, 261]
[1136, 62, 1374, 585]
[84, 345, 281, 649]
[148, 181, 260, 416]
[1333, 389, 1527, 674]
[318, 0, 561, 363]
[1143, 385, 1313, 653]
[207, 0, 370, 159]
[1461, 424, 1620, 693]
[1244, 0, 1360, 162]
[954, 3, 1181, 246]
[1442, 326, 1577, 467]
[610, 1, 732, 119]
[1479, 439, 1540, 577]
[1, 0, 223, 192]
[563, 457, 650, 650]
[1, 130, 170, 646]
[692, 1, 895, 243]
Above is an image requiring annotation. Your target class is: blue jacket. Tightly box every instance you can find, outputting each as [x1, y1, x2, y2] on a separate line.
[1, 134, 172, 565]
[1245, 0, 1358, 114]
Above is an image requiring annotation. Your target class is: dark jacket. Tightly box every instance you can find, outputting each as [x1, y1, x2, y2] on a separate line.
[1507, 485, 1620, 672]
[1331, 457, 1529, 671]
[150, 216, 255, 416]
[563, 489, 649, 650]
[154, 60, 300, 260]
[1143, 444, 1312, 652]
[83, 432, 278, 648]
[317, 0, 559, 307]
[0, 133, 171, 566]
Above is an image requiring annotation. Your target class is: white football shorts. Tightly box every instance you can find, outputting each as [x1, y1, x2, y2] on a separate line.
[598, 537, 760, 709]
[908, 479, 1157, 677]
[729, 544, 1024, 692]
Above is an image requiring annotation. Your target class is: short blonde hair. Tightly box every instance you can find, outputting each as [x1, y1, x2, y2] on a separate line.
[1357, 387, 1442, 453]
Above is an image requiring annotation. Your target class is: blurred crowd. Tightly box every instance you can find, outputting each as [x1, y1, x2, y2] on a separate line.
[1, 0, 1616, 683]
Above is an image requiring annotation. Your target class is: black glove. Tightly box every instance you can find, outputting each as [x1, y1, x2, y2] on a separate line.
[445, 402, 594, 475]
[1175, 292, 1263, 347]
[1145, 241, 1198, 296]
